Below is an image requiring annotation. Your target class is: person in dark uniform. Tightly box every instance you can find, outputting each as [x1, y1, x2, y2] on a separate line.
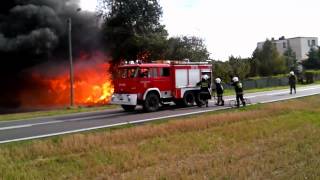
[215, 77, 224, 106]
[197, 75, 211, 107]
[231, 76, 246, 108]
[289, 71, 297, 94]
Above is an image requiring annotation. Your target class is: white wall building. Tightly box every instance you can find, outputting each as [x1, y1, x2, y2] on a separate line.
[257, 37, 318, 62]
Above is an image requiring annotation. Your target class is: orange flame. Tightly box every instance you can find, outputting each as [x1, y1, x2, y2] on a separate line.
[20, 52, 114, 107]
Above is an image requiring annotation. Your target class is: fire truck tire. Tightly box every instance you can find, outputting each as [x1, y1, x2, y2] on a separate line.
[143, 92, 160, 112]
[121, 105, 136, 112]
[182, 91, 195, 107]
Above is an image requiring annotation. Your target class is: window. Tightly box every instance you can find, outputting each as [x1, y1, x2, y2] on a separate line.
[139, 68, 150, 78]
[119, 68, 138, 78]
[150, 68, 158, 78]
[283, 42, 287, 48]
[312, 40, 316, 46]
[160, 68, 170, 77]
[308, 40, 311, 47]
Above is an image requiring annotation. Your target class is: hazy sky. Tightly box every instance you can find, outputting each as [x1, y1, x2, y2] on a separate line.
[80, 0, 97, 12]
[81, 0, 320, 60]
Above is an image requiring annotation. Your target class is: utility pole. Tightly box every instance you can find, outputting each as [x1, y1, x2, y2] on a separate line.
[68, 17, 74, 107]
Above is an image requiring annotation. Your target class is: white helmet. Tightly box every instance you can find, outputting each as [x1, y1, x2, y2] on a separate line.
[202, 74, 209, 80]
[232, 76, 239, 82]
[215, 78, 221, 83]
[290, 71, 295, 75]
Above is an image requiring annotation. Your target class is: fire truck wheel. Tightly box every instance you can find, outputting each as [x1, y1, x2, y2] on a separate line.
[183, 91, 195, 107]
[121, 105, 136, 112]
[143, 92, 160, 112]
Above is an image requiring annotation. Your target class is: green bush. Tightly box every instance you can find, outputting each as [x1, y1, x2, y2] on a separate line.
[305, 72, 314, 84]
[247, 74, 287, 80]
[304, 70, 320, 84]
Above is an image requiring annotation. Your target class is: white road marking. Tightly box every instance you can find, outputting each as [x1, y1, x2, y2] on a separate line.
[0, 109, 124, 124]
[0, 121, 62, 131]
[259, 92, 320, 104]
[0, 113, 128, 131]
[211, 86, 320, 101]
[0, 86, 320, 144]
[246, 86, 319, 98]
[0, 107, 232, 144]
[0, 122, 129, 144]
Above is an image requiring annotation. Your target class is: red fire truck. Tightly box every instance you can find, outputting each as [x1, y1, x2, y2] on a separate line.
[111, 61, 212, 112]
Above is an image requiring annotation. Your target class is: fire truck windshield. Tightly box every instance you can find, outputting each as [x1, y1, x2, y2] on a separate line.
[119, 67, 151, 78]
[119, 67, 139, 78]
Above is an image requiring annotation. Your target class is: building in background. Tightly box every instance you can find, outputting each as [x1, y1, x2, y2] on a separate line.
[257, 36, 319, 62]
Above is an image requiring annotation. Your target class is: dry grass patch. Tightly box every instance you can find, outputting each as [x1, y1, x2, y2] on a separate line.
[1, 96, 320, 179]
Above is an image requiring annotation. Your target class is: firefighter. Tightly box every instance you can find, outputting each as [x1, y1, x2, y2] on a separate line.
[289, 71, 297, 94]
[197, 74, 211, 107]
[215, 77, 224, 106]
[231, 76, 246, 107]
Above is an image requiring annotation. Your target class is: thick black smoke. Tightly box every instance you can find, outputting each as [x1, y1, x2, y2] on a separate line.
[0, 0, 102, 109]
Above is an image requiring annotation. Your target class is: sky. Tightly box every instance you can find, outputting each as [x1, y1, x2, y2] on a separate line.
[79, 0, 98, 12]
[80, 0, 320, 60]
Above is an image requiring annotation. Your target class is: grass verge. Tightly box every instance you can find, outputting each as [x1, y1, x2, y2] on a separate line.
[0, 105, 118, 122]
[1, 95, 320, 179]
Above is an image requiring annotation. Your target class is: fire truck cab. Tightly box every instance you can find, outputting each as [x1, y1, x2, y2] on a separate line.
[111, 61, 212, 112]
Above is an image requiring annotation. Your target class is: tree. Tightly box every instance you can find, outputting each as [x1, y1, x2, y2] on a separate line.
[99, 0, 168, 61]
[212, 56, 250, 83]
[212, 60, 232, 82]
[164, 36, 210, 61]
[302, 48, 320, 69]
[273, 51, 287, 75]
[228, 56, 251, 80]
[251, 40, 287, 76]
[283, 47, 297, 71]
[249, 49, 260, 77]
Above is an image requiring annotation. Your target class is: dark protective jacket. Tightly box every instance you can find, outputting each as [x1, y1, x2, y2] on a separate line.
[197, 79, 211, 91]
[289, 75, 296, 85]
[232, 81, 243, 95]
[215, 83, 224, 95]
[197, 79, 211, 99]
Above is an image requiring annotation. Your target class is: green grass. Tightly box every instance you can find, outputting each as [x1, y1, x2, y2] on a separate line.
[0, 95, 320, 179]
[0, 105, 118, 122]
[305, 69, 320, 74]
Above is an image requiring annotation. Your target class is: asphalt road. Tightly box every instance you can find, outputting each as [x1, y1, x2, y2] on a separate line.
[0, 85, 320, 144]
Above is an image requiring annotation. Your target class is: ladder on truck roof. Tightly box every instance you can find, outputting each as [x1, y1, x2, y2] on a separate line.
[152, 60, 210, 65]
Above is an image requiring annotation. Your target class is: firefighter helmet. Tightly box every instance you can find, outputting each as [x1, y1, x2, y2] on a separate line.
[215, 78, 221, 83]
[202, 74, 209, 80]
[290, 71, 295, 75]
[232, 77, 239, 82]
